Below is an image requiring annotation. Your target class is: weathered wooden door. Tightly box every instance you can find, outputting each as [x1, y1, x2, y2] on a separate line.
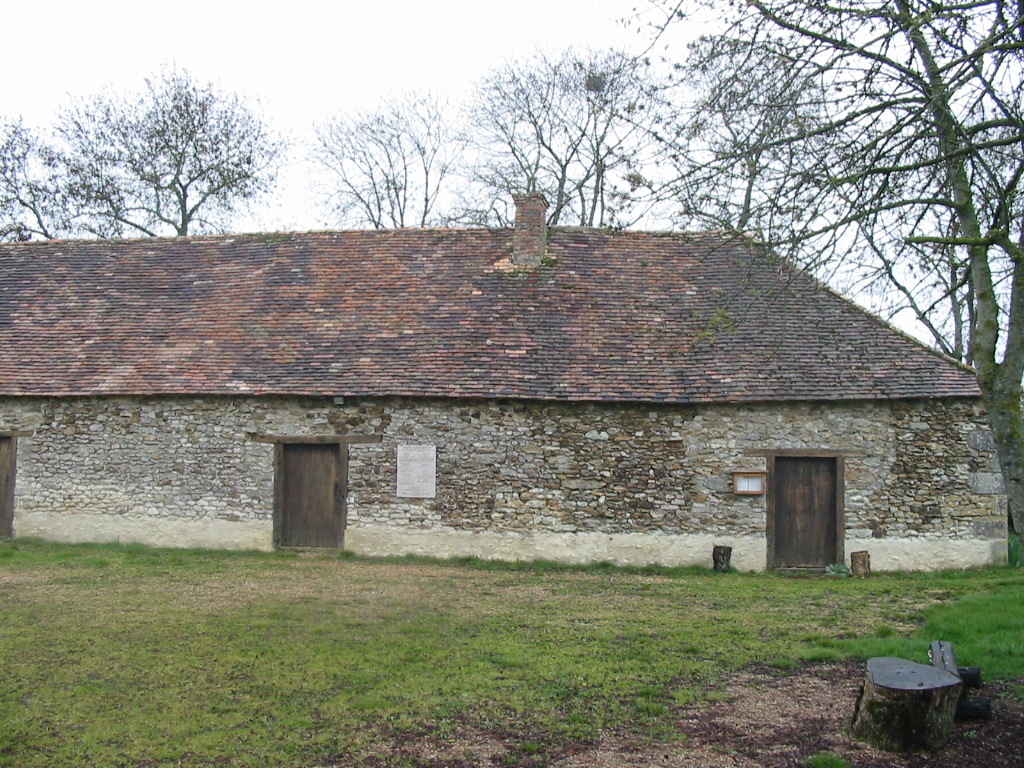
[275, 443, 346, 548]
[771, 456, 838, 569]
[0, 437, 15, 538]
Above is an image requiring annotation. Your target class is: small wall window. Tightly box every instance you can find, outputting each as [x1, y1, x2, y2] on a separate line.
[733, 472, 766, 495]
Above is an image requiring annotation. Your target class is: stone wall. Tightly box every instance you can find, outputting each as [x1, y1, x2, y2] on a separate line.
[0, 394, 1006, 570]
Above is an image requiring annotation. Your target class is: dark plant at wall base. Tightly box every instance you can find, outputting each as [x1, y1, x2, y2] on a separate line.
[1010, 529, 1023, 567]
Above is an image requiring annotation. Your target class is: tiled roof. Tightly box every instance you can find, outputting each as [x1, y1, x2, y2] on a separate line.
[0, 228, 980, 402]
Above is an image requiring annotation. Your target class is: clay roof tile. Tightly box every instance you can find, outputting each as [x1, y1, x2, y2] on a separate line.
[0, 228, 980, 402]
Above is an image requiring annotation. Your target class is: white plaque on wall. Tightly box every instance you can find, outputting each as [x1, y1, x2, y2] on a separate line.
[397, 445, 437, 498]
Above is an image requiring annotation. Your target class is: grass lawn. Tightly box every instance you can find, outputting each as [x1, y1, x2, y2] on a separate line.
[0, 539, 1021, 767]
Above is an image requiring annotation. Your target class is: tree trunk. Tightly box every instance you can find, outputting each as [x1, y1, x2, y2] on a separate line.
[982, 382, 1024, 535]
[852, 657, 962, 752]
[850, 550, 870, 578]
[897, 0, 1024, 537]
[712, 545, 732, 572]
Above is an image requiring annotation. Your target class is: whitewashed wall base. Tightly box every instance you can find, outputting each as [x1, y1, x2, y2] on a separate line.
[844, 537, 1006, 571]
[14, 510, 273, 551]
[346, 526, 767, 570]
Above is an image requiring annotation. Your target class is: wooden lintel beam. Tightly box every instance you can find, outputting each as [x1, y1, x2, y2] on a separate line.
[248, 433, 382, 445]
[744, 448, 865, 457]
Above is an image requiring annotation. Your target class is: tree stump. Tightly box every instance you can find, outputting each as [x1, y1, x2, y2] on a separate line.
[712, 545, 732, 572]
[852, 657, 962, 751]
[850, 550, 871, 578]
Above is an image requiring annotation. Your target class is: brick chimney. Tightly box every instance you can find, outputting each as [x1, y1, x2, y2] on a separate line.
[512, 193, 549, 267]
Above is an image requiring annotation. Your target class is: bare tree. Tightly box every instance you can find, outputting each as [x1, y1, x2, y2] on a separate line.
[313, 94, 464, 229]
[1, 68, 283, 240]
[656, 0, 1024, 531]
[0, 120, 68, 241]
[666, 37, 835, 250]
[464, 49, 665, 227]
[309, 51, 668, 230]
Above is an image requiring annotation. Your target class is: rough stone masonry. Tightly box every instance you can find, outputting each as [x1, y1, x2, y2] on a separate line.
[0, 393, 1006, 570]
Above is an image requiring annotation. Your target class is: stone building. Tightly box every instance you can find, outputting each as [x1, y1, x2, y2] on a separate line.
[0, 196, 1006, 570]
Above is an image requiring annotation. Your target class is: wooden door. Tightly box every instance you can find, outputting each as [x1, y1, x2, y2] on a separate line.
[275, 443, 346, 548]
[0, 437, 14, 538]
[771, 456, 838, 569]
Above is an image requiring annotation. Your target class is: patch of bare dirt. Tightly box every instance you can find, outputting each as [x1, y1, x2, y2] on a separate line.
[340, 662, 1024, 767]
[664, 661, 1023, 768]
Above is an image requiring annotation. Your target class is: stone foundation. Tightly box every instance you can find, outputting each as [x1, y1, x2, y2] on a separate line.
[0, 395, 1007, 569]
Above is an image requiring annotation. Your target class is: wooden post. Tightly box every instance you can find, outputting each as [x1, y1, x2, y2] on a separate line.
[712, 545, 732, 572]
[929, 640, 991, 720]
[852, 657, 961, 751]
[850, 550, 871, 578]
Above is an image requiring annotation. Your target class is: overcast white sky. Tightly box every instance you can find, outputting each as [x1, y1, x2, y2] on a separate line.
[2, 0, 695, 231]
